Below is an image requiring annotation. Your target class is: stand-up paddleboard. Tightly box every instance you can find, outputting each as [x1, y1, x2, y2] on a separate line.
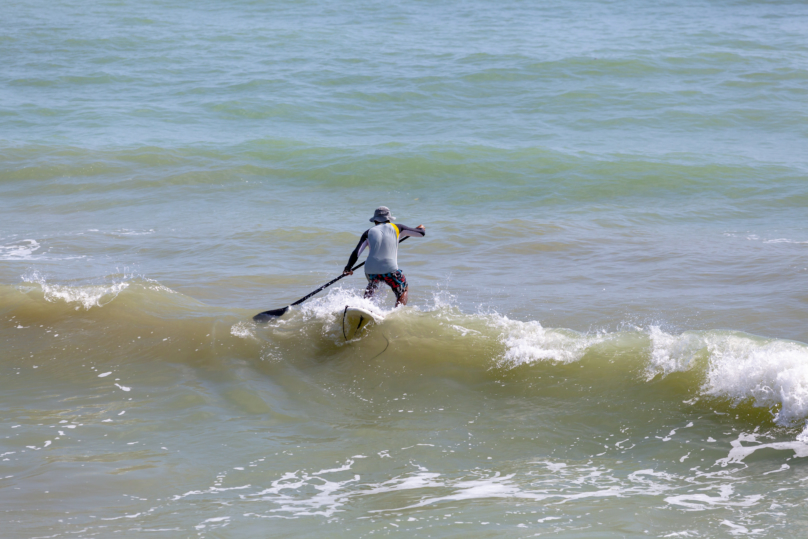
[342, 306, 384, 340]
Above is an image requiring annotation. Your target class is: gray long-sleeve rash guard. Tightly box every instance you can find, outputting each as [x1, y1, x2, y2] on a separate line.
[344, 222, 425, 275]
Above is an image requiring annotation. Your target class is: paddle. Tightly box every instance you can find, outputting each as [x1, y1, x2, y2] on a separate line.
[253, 236, 410, 322]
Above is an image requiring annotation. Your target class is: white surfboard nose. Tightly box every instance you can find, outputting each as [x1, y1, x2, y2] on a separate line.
[342, 306, 384, 340]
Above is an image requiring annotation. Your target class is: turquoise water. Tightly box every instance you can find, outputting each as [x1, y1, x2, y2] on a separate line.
[2, 0, 808, 537]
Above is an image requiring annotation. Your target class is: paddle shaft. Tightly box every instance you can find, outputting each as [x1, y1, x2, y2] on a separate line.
[289, 235, 410, 307]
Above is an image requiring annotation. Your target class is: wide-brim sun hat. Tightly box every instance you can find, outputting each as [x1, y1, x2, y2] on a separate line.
[369, 206, 396, 222]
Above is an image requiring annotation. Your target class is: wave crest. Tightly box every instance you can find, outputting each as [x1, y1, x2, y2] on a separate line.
[21, 271, 129, 310]
[496, 317, 607, 366]
[648, 327, 808, 426]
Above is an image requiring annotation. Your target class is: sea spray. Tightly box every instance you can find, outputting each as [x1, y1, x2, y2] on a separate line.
[701, 335, 808, 426]
[647, 326, 808, 427]
[20, 271, 130, 310]
[494, 316, 609, 366]
[647, 325, 706, 379]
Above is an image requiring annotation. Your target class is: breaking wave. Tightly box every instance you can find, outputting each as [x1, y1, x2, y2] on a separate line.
[4, 276, 808, 432]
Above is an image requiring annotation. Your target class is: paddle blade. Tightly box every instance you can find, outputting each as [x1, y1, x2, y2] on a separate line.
[253, 306, 289, 322]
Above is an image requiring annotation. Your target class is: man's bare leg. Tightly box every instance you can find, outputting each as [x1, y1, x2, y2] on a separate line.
[395, 289, 408, 307]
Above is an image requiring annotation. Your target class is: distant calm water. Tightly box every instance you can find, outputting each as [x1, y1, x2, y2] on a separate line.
[2, 0, 808, 537]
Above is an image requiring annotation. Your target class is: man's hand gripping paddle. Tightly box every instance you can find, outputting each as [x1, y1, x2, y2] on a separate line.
[253, 236, 409, 322]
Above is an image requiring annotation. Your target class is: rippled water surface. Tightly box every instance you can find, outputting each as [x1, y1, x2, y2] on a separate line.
[2, 0, 808, 537]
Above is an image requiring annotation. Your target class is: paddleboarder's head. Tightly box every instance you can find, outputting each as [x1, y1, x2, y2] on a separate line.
[369, 206, 395, 223]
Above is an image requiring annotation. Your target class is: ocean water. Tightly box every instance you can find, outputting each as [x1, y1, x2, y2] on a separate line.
[2, 0, 808, 537]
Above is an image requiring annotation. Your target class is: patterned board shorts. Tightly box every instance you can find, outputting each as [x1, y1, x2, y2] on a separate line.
[365, 270, 408, 300]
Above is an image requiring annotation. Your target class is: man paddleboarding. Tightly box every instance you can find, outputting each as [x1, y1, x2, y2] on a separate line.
[343, 206, 426, 306]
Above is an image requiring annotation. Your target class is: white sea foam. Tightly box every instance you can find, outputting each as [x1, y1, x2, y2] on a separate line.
[648, 328, 808, 426]
[296, 281, 474, 324]
[376, 473, 540, 511]
[295, 286, 394, 321]
[665, 484, 762, 511]
[144, 278, 177, 294]
[19, 273, 179, 311]
[21, 272, 130, 310]
[0, 239, 41, 260]
[728, 233, 807, 245]
[647, 326, 704, 379]
[244, 469, 361, 517]
[115, 229, 156, 236]
[451, 324, 481, 337]
[715, 433, 808, 467]
[494, 317, 606, 366]
[194, 516, 230, 531]
[226, 455, 687, 520]
[260, 286, 394, 340]
[763, 238, 808, 244]
[230, 322, 257, 341]
[702, 335, 808, 425]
